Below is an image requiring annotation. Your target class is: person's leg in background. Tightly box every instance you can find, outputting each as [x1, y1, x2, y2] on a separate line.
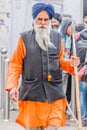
[62, 74, 72, 118]
[66, 74, 72, 104]
[79, 81, 87, 126]
[62, 73, 69, 94]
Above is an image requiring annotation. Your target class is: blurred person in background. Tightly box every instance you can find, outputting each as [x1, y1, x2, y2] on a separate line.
[75, 23, 84, 33]
[51, 12, 62, 31]
[74, 23, 84, 42]
[83, 16, 87, 29]
[59, 18, 73, 116]
[76, 29, 87, 127]
[75, 17, 87, 126]
[75, 16, 87, 42]
[6, 3, 80, 130]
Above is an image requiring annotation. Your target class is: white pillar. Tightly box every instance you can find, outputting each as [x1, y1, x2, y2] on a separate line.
[63, 0, 83, 24]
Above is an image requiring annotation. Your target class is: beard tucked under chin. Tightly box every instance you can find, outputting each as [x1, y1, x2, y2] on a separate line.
[33, 21, 56, 51]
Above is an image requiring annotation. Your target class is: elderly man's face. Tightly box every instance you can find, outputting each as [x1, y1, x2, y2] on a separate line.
[33, 10, 56, 51]
[35, 10, 50, 26]
[51, 18, 60, 30]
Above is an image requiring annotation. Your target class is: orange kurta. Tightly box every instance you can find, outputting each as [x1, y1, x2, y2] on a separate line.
[6, 37, 74, 128]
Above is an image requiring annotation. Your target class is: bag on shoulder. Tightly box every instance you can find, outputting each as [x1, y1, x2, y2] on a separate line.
[81, 64, 87, 83]
[78, 63, 87, 82]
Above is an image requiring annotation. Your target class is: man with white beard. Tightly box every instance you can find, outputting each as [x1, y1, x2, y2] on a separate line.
[6, 2, 80, 130]
[33, 18, 56, 51]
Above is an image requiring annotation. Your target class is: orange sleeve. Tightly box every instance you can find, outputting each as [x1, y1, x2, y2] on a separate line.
[6, 36, 26, 91]
[58, 40, 74, 74]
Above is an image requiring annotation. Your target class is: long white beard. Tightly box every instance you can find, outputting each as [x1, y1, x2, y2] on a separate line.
[33, 21, 56, 51]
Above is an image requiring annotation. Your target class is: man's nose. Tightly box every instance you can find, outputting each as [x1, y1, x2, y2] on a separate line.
[41, 20, 46, 25]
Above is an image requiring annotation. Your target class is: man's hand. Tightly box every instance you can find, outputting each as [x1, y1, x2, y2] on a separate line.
[10, 87, 19, 102]
[70, 55, 80, 67]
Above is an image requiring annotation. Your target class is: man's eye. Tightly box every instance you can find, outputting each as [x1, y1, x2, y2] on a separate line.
[37, 18, 49, 21]
[38, 18, 42, 21]
[44, 19, 49, 21]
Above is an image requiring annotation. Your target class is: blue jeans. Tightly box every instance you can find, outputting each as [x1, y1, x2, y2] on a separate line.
[80, 81, 87, 120]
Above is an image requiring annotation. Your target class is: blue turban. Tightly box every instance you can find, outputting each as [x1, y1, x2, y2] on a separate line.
[32, 3, 55, 19]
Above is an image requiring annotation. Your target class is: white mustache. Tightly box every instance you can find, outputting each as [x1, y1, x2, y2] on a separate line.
[38, 25, 47, 28]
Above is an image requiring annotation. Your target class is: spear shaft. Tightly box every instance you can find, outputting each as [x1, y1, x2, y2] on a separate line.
[72, 34, 82, 130]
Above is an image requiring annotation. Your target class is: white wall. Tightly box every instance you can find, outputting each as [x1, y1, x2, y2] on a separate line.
[63, 0, 83, 24]
[0, 0, 11, 108]
[11, 0, 33, 55]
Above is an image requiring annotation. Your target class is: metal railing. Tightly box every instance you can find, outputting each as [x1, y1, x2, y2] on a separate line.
[0, 48, 10, 121]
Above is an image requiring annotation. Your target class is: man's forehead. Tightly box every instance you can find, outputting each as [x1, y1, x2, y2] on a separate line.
[36, 10, 49, 18]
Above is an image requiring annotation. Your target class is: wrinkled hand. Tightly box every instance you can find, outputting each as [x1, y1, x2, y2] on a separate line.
[70, 55, 80, 67]
[10, 87, 19, 102]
